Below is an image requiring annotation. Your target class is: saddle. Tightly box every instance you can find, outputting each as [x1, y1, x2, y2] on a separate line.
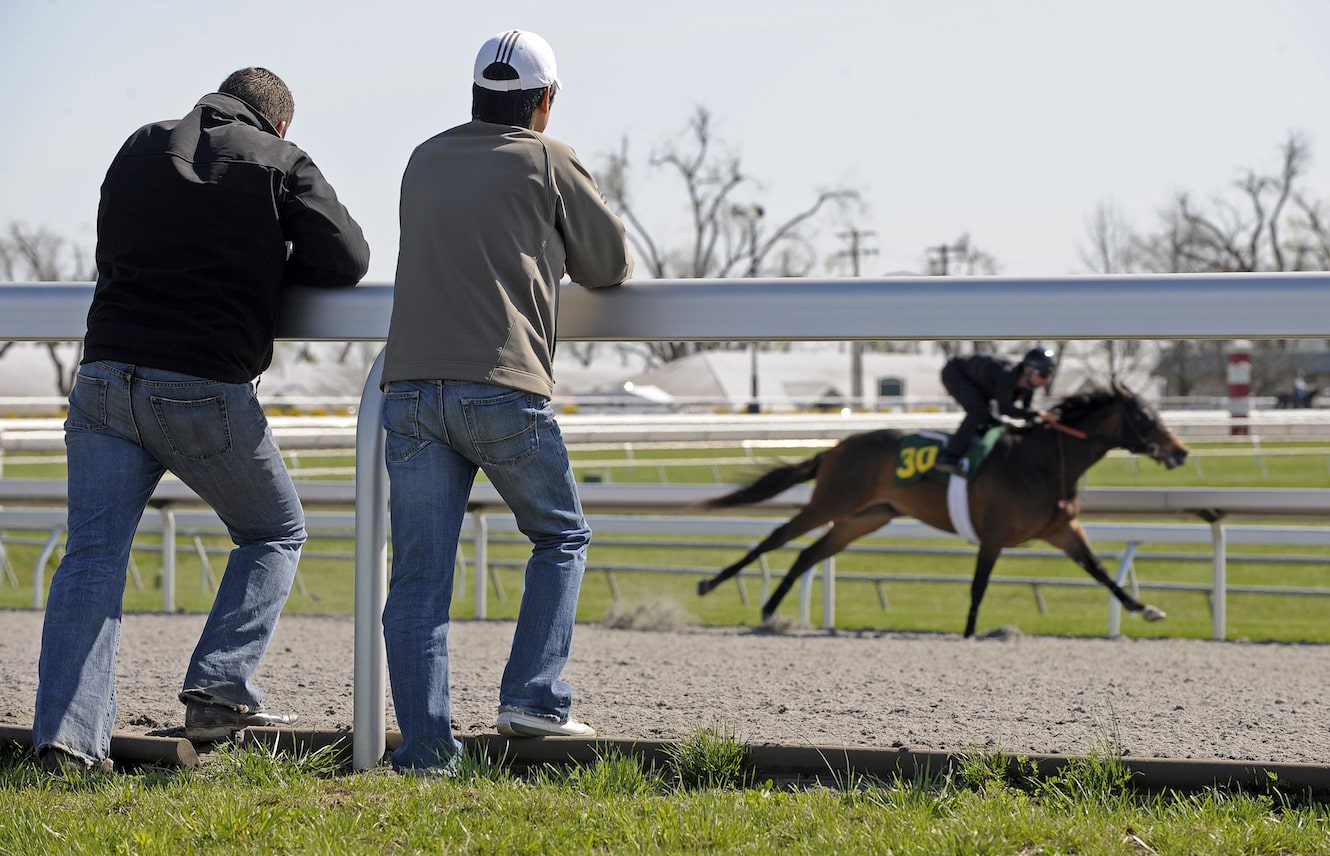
[893, 425, 1006, 485]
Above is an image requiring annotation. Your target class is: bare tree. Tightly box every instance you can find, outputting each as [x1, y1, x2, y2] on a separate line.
[599, 107, 859, 362]
[1073, 200, 1160, 386]
[1080, 199, 1144, 276]
[0, 222, 95, 394]
[0, 222, 93, 282]
[1126, 134, 1330, 397]
[1138, 134, 1321, 275]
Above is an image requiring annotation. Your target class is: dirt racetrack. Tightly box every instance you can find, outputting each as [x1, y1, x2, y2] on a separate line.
[2, 608, 1329, 764]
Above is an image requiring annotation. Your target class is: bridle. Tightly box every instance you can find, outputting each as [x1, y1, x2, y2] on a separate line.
[1047, 393, 1157, 503]
[1117, 397, 1162, 456]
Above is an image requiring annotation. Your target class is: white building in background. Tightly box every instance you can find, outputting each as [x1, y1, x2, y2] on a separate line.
[0, 338, 1164, 415]
[0, 342, 389, 415]
[578, 342, 1164, 413]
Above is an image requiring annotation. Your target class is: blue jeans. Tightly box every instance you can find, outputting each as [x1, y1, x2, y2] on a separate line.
[382, 380, 590, 772]
[34, 361, 305, 764]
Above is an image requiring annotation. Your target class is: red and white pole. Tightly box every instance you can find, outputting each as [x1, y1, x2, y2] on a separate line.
[1225, 340, 1252, 436]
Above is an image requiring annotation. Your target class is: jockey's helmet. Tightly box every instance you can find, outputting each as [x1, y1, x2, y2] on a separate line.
[1021, 347, 1057, 377]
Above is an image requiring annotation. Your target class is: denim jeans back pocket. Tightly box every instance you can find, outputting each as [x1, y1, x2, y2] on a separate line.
[462, 389, 540, 467]
[383, 389, 428, 463]
[66, 373, 109, 431]
[150, 395, 232, 460]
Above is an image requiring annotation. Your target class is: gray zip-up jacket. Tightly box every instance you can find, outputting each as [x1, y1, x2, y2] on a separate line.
[383, 120, 633, 396]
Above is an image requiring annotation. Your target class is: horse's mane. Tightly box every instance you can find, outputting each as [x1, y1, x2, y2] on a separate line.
[1049, 386, 1127, 424]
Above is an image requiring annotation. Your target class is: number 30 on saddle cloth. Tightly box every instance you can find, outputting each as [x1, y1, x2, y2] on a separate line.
[892, 425, 1006, 486]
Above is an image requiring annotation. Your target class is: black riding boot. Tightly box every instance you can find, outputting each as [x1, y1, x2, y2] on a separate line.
[935, 436, 970, 476]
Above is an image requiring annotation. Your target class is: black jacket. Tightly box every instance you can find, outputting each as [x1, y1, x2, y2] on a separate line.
[941, 354, 1038, 420]
[85, 92, 370, 382]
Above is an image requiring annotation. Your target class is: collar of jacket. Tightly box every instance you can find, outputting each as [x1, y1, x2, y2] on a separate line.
[192, 92, 283, 137]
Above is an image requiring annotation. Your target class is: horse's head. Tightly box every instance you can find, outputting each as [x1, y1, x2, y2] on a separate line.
[1053, 383, 1189, 468]
[1109, 382, 1189, 468]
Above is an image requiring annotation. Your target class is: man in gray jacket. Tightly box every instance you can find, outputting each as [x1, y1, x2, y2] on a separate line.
[380, 29, 633, 774]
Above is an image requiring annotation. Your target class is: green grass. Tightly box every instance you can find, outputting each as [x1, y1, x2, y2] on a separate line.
[4, 733, 1330, 854]
[6, 527, 1325, 640]
[4, 441, 1330, 641]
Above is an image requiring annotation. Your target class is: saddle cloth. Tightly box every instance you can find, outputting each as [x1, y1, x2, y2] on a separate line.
[892, 425, 1005, 486]
[893, 425, 1006, 545]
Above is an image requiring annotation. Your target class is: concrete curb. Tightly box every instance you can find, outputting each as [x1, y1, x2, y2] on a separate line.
[239, 728, 1330, 794]
[7, 723, 1329, 793]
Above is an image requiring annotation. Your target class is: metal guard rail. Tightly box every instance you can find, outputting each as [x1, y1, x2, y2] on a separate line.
[9, 273, 1330, 769]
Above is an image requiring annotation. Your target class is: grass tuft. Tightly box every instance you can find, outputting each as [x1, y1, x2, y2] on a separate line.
[208, 739, 345, 782]
[532, 748, 665, 797]
[665, 724, 753, 791]
[955, 748, 1041, 794]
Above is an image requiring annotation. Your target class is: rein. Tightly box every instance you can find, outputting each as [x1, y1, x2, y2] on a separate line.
[1047, 420, 1087, 440]
[1047, 416, 1086, 512]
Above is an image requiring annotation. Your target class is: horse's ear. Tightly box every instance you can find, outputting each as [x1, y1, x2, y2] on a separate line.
[1113, 379, 1133, 398]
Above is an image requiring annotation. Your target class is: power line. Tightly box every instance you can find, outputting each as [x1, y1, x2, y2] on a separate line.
[837, 229, 879, 405]
[836, 229, 878, 276]
[927, 241, 967, 276]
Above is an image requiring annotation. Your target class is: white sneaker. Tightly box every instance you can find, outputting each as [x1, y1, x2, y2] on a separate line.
[496, 710, 596, 738]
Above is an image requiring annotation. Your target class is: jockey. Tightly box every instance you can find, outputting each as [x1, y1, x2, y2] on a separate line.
[935, 347, 1057, 477]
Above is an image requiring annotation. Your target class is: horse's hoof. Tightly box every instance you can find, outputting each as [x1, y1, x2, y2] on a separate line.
[1141, 604, 1167, 622]
[697, 580, 711, 596]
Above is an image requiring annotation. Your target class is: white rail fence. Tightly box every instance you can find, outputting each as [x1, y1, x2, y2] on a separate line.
[6, 478, 1330, 632]
[5, 274, 1330, 769]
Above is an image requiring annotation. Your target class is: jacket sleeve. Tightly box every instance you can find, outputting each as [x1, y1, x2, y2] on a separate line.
[551, 145, 633, 289]
[280, 150, 372, 287]
[994, 367, 1039, 419]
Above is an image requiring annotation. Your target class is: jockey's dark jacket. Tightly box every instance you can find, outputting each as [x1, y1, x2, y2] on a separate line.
[942, 354, 1039, 420]
[84, 92, 370, 383]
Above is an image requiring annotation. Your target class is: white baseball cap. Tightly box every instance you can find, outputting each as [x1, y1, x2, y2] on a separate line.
[473, 30, 561, 93]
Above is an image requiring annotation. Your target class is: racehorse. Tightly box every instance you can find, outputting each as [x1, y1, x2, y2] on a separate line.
[696, 383, 1190, 637]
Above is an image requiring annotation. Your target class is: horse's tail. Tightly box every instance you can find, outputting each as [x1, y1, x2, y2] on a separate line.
[700, 453, 824, 509]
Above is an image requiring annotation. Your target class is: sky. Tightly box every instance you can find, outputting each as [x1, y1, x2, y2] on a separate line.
[4, 0, 1330, 284]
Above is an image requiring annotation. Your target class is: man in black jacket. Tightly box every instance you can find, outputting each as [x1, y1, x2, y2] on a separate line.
[935, 347, 1056, 477]
[33, 68, 369, 773]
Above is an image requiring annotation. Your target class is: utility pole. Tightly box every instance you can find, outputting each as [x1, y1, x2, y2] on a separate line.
[837, 229, 878, 277]
[927, 240, 967, 276]
[837, 229, 878, 409]
[929, 237, 987, 355]
[735, 204, 766, 411]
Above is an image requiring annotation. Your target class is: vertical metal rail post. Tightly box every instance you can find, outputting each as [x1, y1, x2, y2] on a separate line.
[798, 567, 813, 625]
[1210, 517, 1227, 640]
[472, 511, 488, 619]
[159, 506, 176, 613]
[822, 556, 835, 629]
[353, 349, 389, 771]
[31, 528, 61, 609]
[1107, 542, 1139, 638]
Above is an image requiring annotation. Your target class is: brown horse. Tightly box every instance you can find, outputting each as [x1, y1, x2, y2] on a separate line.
[696, 383, 1190, 637]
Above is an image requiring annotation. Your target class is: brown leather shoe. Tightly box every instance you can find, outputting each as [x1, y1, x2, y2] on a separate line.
[184, 701, 300, 742]
[38, 746, 114, 774]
